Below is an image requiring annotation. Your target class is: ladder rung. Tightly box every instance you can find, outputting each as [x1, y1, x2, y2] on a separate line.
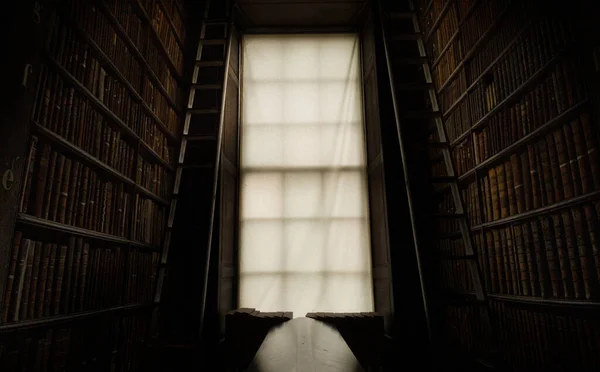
[389, 33, 422, 41]
[436, 231, 461, 239]
[191, 84, 222, 90]
[389, 12, 415, 19]
[437, 254, 476, 260]
[430, 153, 444, 162]
[182, 135, 217, 141]
[430, 176, 456, 183]
[204, 19, 228, 25]
[440, 289, 478, 297]
[394, 57, 428, 64]
[200, 39, 227, 45]
[403, 111, 441, 119]
[432, 212, 465, 219]
[433, 184, 452, 194]
[196, 61, 225, 67]
[179, 164, 213, 169]
[395, 82, 433, 91]
[428, 141, 449, 148]
[188, 108, 220, 115]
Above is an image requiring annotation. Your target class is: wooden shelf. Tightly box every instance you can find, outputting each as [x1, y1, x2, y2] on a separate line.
[441, 18, 534, 114]
[457, 100, 589, 181]
[96, 0, 183, 112]
[457, 0, 481, 26]
[471, 189, 600, 231]
[30, 125, 170, 206]
[488, 294, 600, 310]
[424, 0, 454, 43]
[131, 0, 183, 83]
[450, 47, 570, 147]
[45, 54, 174, 174]
[0, 303, 155, 334]
[431, 30, 459, 70]
[158, 0, 185, 48]
[59, 6, 179, 143]
[17, 214, 160, 251]
[435, 1, 516, 97]
[35, 123, 135, 185]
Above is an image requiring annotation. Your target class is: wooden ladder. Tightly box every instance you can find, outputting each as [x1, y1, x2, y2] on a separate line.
[377, 0, 497, 365]
[153, 0, 233, 341]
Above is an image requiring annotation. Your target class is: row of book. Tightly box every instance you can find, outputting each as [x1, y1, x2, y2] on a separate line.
[427, 4, 459, 62]
[132, 196, 166, 246]
[68, 0, 181, 112]
[460, 0, 510, 62]
[137, 155, 174, 200]
[143, 76, 179, 136]
[444, 57, 586, 175]
[40, 52, 173, 166]
[103, 0, 184, 77]
[464, 0, 533, 95]
[0, 314, 150, 371]
[475, 203, 600, 300]
[145, 31, 181, 106]
[437, 67, 467, 114]
[478, 114, 599, 222]
[448, 17, 571, 123]
[438, 260, 474, 292]
[490, 301, 600, 371]
[472, 61, 586, 164]
[437, 1, 531, 115]
[432, 181, 479, 227]
[433, 218, 460, 237]
[161, 0, 186, 43]
[418, 0, 449, 43]
[428, 0, 509, 89]
[150, 1, 185, 74]
[47, 17, 179, 136]
[451, 138, 474, 177]
[440, 15, 570, 122]
[21, 142, 135, 238]
[33, 70, 137, 180]
[439, 303, 489, 356]
[66, 3, 143, 96]
[432, 39, 463, 89]
[1, 233, 158, 323]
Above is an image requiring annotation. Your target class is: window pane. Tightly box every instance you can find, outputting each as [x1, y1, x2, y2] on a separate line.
[240, 34, 373, 316]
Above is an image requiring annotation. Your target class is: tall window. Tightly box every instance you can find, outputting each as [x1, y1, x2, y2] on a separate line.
[239, 34, 373, 317]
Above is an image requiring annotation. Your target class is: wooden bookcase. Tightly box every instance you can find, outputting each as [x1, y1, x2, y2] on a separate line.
[418, 0, 600, 369]
[0, 0, 187, 369]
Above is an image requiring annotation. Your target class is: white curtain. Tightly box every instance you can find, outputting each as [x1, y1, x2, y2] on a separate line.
[239, 34, 373, 317]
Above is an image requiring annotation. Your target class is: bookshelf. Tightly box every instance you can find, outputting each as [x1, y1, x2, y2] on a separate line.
[0, 0, 186, 369]
[421, 0, 600, 369]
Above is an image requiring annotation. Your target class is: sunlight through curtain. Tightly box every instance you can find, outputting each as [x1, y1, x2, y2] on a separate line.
[239, 34, 373, 317]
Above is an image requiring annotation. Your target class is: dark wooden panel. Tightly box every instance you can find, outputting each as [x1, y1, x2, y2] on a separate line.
[217, 25, 241, 337]
[222, 72, 239, 166]
[365, 70, 382, 167]
[0, 0, 49, 312]
[236, 1, 367, 28]
[229, 29, 240, 78]
[220, 170, 237, 266]
[361, 9, 393, 323]
[368, 164, 389, 266]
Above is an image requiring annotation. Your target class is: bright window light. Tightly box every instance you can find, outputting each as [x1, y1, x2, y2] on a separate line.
[239, 34, 374, 317]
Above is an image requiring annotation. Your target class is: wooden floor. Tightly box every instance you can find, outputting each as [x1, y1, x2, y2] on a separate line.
[247, 317, 365, 372]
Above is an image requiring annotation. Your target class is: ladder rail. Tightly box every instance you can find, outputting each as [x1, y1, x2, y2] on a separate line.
[408, 0, 497, 356]
[198, 16, 234, 340]
[152, 0, 234, 343]
[376, 0, 433, 346]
